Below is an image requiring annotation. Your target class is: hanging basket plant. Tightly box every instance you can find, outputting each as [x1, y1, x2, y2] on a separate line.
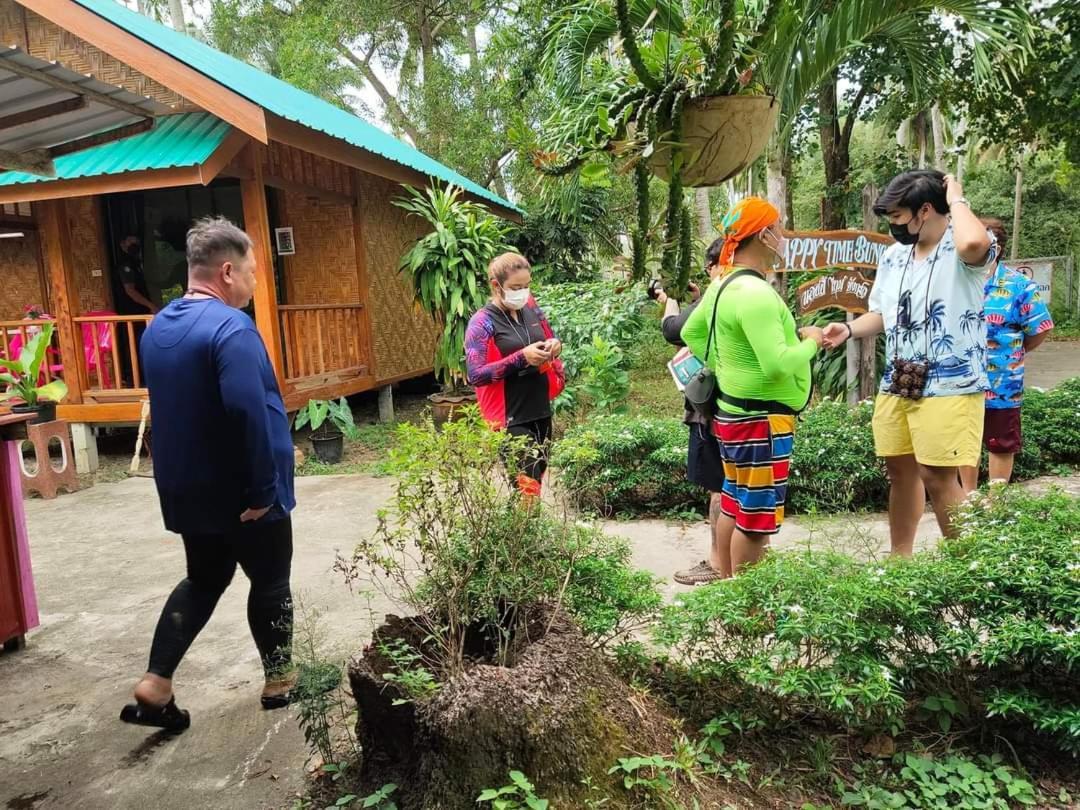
[535, 0, 782, 292]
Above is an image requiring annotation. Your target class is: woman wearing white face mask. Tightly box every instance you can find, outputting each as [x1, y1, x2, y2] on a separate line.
[465, 253, 565, 499]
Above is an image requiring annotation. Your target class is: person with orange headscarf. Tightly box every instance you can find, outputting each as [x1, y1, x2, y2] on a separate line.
[679, 197, 824, 577]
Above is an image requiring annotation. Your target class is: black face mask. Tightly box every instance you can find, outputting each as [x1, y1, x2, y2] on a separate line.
[889, 209, 924, 246]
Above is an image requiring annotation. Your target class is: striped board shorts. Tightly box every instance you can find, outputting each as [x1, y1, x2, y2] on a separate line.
[712, 412, 796, 535]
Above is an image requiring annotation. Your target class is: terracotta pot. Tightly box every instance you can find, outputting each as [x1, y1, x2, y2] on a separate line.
[429, 391, 477, 426]
[646, 95, 780, 188]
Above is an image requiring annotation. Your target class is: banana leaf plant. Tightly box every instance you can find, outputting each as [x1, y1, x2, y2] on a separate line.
[0, 322, 68, 408]
[395, 183, 514, 393]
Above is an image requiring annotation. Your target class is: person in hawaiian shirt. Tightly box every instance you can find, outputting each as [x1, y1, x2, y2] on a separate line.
[959, 218, 1054, 491]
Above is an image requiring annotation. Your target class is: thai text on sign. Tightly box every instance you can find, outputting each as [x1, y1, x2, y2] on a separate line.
[797, 269, 874, 315]
[780, 230, 893, 271]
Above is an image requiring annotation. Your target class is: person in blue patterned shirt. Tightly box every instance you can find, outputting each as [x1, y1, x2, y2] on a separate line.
[959, 218, 1054, 491]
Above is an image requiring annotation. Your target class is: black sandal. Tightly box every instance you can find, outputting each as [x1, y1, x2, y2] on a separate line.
[120, 697, 191, 732]
[260, 691, 294, 710]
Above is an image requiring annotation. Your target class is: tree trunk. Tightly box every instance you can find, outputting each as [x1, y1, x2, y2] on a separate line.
[1011, 157, 1024, 261]
[767, 138, 792, 295]
[818, 77, 848, 230]
[915, 111, 928, 169]
[695, 188, 713, 245]
[466, 26, 480, 70]
[931, 103, 946, 170]
[167, 0, 185, 32]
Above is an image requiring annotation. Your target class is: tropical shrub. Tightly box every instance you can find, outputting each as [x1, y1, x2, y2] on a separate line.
[788, 399, 888, 514]
[538, 280, 648, 381]
[552, 380, 1080, 518]
[654, 489, 1080, 755]
[395, 184, 514, 389]
[550, 414, 702, 517]
[338, 408, 660, 677]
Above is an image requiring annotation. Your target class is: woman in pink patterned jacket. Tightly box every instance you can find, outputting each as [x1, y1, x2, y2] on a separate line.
[464, 253, 565, 498]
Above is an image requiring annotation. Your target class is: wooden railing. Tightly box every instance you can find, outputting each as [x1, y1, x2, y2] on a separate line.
[279, 304, 369, 382]
[0, 319, 61, 385]
[72, 314, 153, 395]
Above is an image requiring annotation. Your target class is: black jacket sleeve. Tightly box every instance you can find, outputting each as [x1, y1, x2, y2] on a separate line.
[661, 299, 700, 347]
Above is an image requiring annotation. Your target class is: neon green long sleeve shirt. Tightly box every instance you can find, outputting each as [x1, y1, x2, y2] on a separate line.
[680, 270, 817, 415]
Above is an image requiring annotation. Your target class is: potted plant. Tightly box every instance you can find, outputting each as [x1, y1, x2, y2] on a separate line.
[395, 183, 515, 424]
[535, 0, 782, 291]
[293, 397, 359, 464]
[0, 322, 68, 424]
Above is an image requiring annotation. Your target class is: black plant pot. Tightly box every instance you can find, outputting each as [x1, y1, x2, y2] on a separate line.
[310, 427, 344, 464]
[11, 401, 55, 424]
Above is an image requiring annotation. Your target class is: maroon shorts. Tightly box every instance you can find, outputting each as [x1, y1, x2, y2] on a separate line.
[984, 407, 1022, 455]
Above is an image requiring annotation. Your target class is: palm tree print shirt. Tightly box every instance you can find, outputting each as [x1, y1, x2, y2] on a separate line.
[983, 263, 1053, 409]
[868, 225, 990, 397]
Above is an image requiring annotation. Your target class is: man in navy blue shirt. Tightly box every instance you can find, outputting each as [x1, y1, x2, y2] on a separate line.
[121, 217, 296, 731]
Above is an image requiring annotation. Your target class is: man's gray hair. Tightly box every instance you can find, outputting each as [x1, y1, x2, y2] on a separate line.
[186, 216, 253, 271]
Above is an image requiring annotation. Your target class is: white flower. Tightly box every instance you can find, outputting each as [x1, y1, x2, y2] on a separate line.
[786, 604, 805, 615]
[986, 581, 995, 589]
[969, 561, 980, 571]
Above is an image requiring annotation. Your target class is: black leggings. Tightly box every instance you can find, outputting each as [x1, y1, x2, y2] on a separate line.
[147, 516, 293, 680]
[506, 417, 553, 483]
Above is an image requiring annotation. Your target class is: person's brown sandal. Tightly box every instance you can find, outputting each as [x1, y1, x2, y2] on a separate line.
[673, 560, 725, 586]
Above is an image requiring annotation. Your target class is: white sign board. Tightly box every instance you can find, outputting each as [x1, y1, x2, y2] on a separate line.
[274, 227, 296, 256]
[1011, 258, 1055, 300]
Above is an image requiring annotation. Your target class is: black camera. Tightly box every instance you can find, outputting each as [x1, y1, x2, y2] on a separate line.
[647, 279, 664, 301]
[887, 357, 928, 400]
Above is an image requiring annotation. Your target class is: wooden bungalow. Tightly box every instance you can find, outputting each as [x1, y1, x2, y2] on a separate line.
[0, 0, 520, 464]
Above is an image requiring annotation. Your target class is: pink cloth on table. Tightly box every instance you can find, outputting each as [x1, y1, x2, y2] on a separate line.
[5, 441, 38, 631]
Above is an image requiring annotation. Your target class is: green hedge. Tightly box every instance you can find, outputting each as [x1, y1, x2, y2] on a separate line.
[653, 488, 1080, 755]
[552, 379, 1080, 518]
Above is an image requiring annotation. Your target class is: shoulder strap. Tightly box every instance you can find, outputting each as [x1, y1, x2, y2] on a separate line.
[705, 269, 757, 362]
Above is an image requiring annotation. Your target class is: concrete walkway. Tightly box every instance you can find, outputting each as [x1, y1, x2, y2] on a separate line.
[1, 475, 397, 810]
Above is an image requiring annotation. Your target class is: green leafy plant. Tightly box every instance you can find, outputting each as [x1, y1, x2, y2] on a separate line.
[359, 783, 398, 809]
[580, 336, 630, 414]
[476, 771, 550, 810]
[289, 598, 359, 770]
[293, 397, 361, 440]
[395, 183, 514, 390]
[551, 414, 703, 517]
[337, 407, 661, 680]
[654, 488, 1080, 755]
[0, 322, 68, 407]
[377, 637, 441, 704]
[840, 752, 1037, 808]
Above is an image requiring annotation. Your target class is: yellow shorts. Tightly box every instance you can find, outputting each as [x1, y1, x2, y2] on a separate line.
[872, 393, 984, 468]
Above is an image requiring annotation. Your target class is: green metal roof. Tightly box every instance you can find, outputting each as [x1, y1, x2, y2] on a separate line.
[0, 112, 230, 186]
[71, 0, 520, 215]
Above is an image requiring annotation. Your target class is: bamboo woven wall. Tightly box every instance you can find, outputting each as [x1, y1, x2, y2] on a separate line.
[356, 172, 438, 382]
[264, 143, 353, 196]
[281, 191, 359, 306]
[0, 232, 43, 320]
[68, 197, 110, 312]
[0, 1, 191, 109]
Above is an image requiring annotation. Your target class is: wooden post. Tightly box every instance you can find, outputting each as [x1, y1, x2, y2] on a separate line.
[378, 385, 394, 423]
[35, 199, 84, 405]
[240, 144, 285, 386]
[859, 184, 879, 401]
[350, 169, 377, 378]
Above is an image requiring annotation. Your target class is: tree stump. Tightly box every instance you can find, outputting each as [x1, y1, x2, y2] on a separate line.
[348, 608, 679, 809]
